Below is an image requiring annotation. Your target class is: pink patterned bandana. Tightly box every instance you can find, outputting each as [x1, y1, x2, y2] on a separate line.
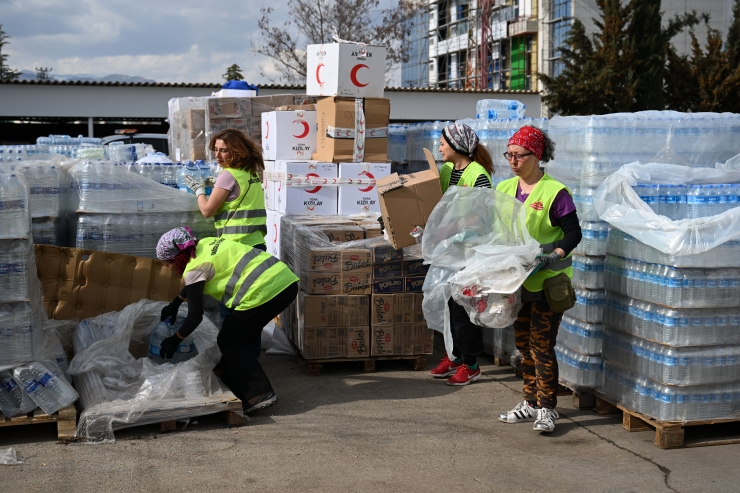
[156, 226, 198, 261]
[508, 126, 545, 160]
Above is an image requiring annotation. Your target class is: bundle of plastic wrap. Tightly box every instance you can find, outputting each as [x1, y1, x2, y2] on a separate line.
[593, 160, 740, 421]
[68, 299, 235, 442]
[421, 187, 540, 358]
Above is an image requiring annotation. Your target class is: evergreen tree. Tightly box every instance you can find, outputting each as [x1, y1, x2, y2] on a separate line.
[664, 14, 740, 112]
[0, 24, 20, 82]
[726, 0, 740, 64]
[223, 63, 245, 82]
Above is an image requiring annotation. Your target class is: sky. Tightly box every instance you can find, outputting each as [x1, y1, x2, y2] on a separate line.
[1, 0, 401, 84]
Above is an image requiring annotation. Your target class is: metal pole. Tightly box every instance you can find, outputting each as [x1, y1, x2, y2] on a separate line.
[88, 117, 94, 138]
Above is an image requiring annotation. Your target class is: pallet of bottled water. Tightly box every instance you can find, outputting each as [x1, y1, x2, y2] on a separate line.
[557, 314, 603, 355]
[388, 124, 407, 163]
[604, 255, 740, 309]
[574, 221, 609, 256]
[11, 361, 78, 416]
[601, 362, 740, 422]
[31, 217, 67, 246]
[572, 254, 605, 289]
[566, 287, 605, 324]
[0, 302, 40, 366]
[607, 228, 740, 268]
[482, 325, 516, 360]
[632, 183, 740, 220]
[0, 240, 31, 302]
[17, 164, 63, 218]
[0, 173, 30, 240]
[475, 99, 526, 120]
[602, 327, 740, 386]
[603, 291, 740, 347]
[555, 345, 603, 388]
[572, 186, 601, 221]
[74, 212, 216, 258]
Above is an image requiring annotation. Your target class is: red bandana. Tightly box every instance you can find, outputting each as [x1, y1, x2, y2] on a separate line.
[508, 126, 545, 160]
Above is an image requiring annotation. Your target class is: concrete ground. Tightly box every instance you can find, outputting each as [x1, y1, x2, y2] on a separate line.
[2, 345, 739, 493]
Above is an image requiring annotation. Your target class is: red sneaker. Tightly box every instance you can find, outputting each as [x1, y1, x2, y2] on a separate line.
[446, 364, 481, 386]
[429, 354, 461, 378]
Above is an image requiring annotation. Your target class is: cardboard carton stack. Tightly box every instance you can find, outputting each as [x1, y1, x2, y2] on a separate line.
[279, 216, 434, 361]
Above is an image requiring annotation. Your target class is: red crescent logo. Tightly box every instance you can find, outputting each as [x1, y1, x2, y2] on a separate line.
[305, 172, 321, 193]
[265, 121, 269, 139]
[292, 120, 310, 139]
[358, 171, 375, 192]
[350, 64, 369, 87]
[316, 63, 325, 85]
[273, 224, 277, 242]
[277, 181, 282, 192]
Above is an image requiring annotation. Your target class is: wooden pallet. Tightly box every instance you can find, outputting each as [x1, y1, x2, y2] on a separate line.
[557, 380, 597, 410]
[594, 392, 740, 449]
[297, 354, 428, 376]
[0, 405, 77, 442]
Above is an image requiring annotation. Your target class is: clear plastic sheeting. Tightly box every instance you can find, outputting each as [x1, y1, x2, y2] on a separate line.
[0, 447, 21, 465]
[66, 160, 200, 213]
[421, 187, 540, 358]
[593, 162, 740, 256]
[67, 299, 236, 442]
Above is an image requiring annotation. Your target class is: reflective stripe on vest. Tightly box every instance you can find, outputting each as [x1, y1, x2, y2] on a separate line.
[214, 208, 267, 222]
[497, 174, 574, 291]
[215, 225, 268, 236]
[214, 168, 266, 247]
[439, 161, 491, 193]
[221, 248, 264, 304]
[231, 257, 280, 306]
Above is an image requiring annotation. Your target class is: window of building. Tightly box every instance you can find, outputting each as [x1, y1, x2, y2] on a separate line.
[549, 0, 572, 77]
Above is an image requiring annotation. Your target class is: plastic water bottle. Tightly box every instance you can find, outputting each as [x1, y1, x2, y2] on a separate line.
[177, 162, 200, 194]
[13, 362, 78, 415]
[148, 318, 198, 365]
[152, 162, 165, 186]
[196, 160, 212, 196]
[0, 174, 29, 240]
[0, 370, 37, 417]
[162, 163, 177, 189]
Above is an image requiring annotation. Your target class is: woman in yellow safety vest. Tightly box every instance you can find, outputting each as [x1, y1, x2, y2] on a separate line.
[429, 122, 495, 386]
[183, 128, 267, 250]
[155, 226, 298, 415]
[496, 125, 582, 433]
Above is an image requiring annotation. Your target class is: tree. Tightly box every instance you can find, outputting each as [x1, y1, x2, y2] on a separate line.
[253, 0, 424, 84]
[539, 0, 698, 115]
[223, 63, 245, 82]
[0, 24, 20, 82]
[664, 12, 740, 113]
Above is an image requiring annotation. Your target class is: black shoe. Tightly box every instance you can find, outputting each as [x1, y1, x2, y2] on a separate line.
[243, 391, 278, 415]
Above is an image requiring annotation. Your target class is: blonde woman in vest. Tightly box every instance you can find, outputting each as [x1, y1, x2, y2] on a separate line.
[183, 128, 267, 250]
[496, 125, 582, 433]
[156, 227, 299, 414]
[429, 122, 495, 385]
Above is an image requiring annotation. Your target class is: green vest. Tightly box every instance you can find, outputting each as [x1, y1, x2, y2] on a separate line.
[497, 174, 574, 292]
[439, 161, 492, 193]
[184, 237, 298, 311]
[214, 168, 267, 247]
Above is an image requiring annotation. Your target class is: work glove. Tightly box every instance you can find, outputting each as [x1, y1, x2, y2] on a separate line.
[538, 251, 563, 270]
[160, 297, 183, 323]
[184, 174, 206, 197]
[160, 334, 181, 360]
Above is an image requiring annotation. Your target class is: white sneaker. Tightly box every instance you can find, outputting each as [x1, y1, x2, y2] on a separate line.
[498, 400, 538, 423]
[533, 408, 559, 432]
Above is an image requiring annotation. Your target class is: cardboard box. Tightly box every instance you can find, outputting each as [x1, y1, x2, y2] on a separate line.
[341, 250, 372, 272]
[337, 162, 391, 215]
[305, 270, 371, 295]
[207, 97, 252, 118]
[261, 110, 317, 161]
[371, 243, 403, 263]
[302, 326, 370, 359]
[377, 149, 442, 250]
[306, 43, 386, 98]
[187, 109, 205, 138]
[372, 277, 404, 294]
[371, 324, 434, 356]
[360, 223, 383, 239]
[34, 245, 182, 321]
[263, 161, 276, 210]
[320, 225, 364, 243]
[342, 270, 372, 295]
[315, 97, 390, 163]
[274, 161, 338, 215]
[265, 209, 284, 259]
[371, 293, 425, 325]
[402, 258, 429, 277]
[404, 276, 426, 293]
[301, 293, 370, 327]
[372, 261, 403, 279]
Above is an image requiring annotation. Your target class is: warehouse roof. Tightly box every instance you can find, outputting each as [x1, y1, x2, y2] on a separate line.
[1, 79, 538, 94]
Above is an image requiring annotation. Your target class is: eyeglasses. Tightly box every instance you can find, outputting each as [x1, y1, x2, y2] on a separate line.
[503, 152, 533, 161]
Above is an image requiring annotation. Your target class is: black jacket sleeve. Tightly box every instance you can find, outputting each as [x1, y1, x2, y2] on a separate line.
[552, 210, 582, 256]
[176, 281, 205, 339]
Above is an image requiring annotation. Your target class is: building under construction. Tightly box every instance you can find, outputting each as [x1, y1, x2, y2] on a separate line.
[402, 0, 734, 92]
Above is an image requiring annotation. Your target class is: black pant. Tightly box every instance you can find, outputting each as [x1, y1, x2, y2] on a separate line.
[217, 281, 298, 404]
[448, 299, 483, 366]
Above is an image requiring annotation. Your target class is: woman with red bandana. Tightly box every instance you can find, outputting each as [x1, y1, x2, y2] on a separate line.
[428, 122, 494, 386]
[496, 125, 582, 433]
